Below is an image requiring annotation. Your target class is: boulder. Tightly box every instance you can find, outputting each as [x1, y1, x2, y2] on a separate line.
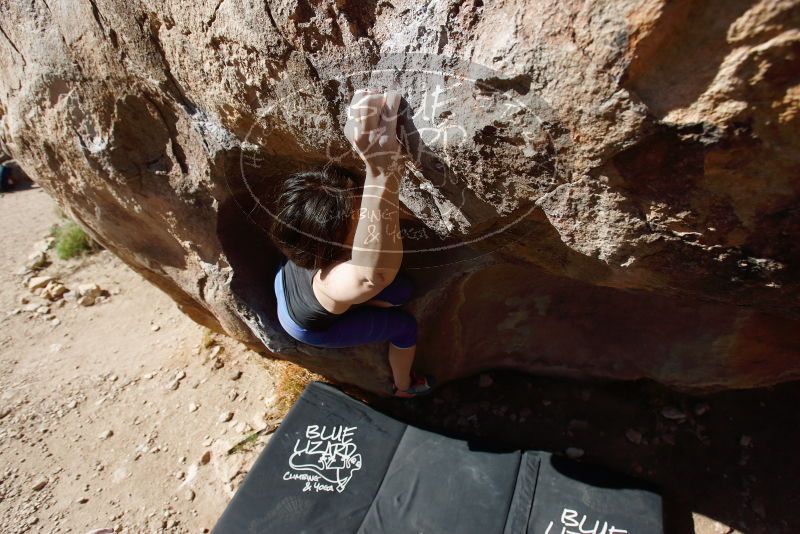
[24, 251, 49, 272]
[42, 281, 68, 301]
[0, 0, 798, 392]
[77, 284, 103, 299]
[27, 276, 55, 291]
[30, 237, 54, 256]
[77, 295, 96, 307]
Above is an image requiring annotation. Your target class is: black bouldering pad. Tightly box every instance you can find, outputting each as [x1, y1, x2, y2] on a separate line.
[213, 382, 663, 534]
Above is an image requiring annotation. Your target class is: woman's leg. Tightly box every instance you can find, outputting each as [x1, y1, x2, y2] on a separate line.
[388, 344, 415, 390]
[365, 272, 413, 307]
[363, 274, 417, 388]
[293, 305, 419, 387]
[304, 305, 417, 349]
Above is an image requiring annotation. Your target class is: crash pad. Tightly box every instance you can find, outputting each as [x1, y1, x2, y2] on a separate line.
[213, 382, 662, 534]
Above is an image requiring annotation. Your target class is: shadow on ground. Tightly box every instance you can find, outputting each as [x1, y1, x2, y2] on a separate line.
[367, 372, 800, 534]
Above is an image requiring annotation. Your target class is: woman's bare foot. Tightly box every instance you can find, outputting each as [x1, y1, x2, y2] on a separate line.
[392, 372, 434, 398]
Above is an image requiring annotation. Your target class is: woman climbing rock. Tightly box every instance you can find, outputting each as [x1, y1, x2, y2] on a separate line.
[271, 88, 432, 398]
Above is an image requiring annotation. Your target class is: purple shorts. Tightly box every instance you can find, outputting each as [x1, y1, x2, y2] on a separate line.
[274, 262, 418, 349]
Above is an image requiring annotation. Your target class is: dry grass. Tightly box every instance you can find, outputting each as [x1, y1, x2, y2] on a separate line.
[272, 360, 324, 416]
[227, 360, 320, 455]
[201, 328, 217, 348]
[227, 429, 267, 455]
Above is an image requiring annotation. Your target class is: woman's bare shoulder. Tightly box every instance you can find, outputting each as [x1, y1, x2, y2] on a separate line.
[317, 261, 395, 304]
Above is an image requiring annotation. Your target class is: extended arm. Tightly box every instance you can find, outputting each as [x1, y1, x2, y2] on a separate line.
[320, 90, 406, 304]
[351, 162, 403, 279]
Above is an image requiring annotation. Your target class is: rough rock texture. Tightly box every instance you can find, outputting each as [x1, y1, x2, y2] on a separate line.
[1, 0, 798, 393]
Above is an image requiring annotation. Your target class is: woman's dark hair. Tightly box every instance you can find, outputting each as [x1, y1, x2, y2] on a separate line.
[270, 166, 359, 270]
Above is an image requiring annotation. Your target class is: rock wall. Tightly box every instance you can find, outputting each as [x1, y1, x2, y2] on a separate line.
[1, 0, 798, 392]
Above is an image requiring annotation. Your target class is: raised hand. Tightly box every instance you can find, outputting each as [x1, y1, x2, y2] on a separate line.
[344, 89, 403, 171]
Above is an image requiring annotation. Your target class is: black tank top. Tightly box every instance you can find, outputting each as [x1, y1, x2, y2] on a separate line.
[281, 259, 338, 330]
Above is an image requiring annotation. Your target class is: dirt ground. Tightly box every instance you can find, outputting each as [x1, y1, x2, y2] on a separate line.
[0, 185, 280, 533]
[2, 184, 799, 534]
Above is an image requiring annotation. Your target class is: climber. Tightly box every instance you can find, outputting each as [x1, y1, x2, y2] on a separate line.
[270, 88, 433, 398]
[0, 163, 15, 192]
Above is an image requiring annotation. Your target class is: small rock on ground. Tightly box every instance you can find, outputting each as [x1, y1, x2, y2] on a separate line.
[625, 429, 643, 445]
[661, 406, 686, 421]
[565, 447, 584, 459]
[219, 412, 234, 423]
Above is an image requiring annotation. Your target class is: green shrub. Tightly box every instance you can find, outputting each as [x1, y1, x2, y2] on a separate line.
[50, 220, 97, 260]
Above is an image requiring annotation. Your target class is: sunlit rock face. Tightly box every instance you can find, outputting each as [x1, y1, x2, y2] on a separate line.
[1, 0, 798, 392]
